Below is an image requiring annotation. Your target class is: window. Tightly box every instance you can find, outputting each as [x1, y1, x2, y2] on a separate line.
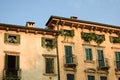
[115, 52, 120, 69]
[100, 76, 107, 80]
[64, 46, 73, 64]
[45, 58, 54, 73]
[85, 48, 93, 61]
[67, 74, 74, 80]
[61, 29, 74, 37]
[88, 75, 95, 80]
[41, 38, 56, 49]
[4, 33, 20, 44]
[97, 50, 105, 67]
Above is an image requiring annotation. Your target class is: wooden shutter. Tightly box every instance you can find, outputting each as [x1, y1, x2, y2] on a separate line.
[65, 46, 73, 63]
[15, 56, 20, 69]
[115, 52, 120, 69]
[4, 33, 8, 43]
[41, 38, 46, 47]
[97, 50, 105, 67]
[4, 54, 8, 69]
[71, 30, 74, 37]
[85, 48, 92, 60]
[16, 35, 20, 44]
[45, 58, 54, 73]
[52, 38, 57, 48]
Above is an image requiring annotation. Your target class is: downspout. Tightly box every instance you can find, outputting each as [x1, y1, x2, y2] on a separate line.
[56, 34, 60, 80]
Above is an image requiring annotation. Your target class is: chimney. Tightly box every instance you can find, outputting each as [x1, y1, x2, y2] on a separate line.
[70, 16, 78, 20]
[26, 22, 35, 27]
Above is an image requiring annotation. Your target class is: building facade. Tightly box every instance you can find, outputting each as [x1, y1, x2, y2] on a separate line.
[46, 16, 120, 80]
[0, 16, 120, 80]
[0, 22, 59, 80]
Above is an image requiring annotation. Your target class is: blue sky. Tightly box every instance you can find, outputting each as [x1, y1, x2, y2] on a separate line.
[0, 0, 120, 28]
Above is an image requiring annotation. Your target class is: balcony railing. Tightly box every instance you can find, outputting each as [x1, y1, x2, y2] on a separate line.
[97, 58, 110, 70]
[64, 55, 77, 68]
[3, 68, 21, 80]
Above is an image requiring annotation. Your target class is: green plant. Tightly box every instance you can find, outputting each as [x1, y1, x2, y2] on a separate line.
[94, 35, 105, 44]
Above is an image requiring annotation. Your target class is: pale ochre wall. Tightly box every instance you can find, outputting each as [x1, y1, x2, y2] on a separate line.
[57, 24, 120, 80]
[0, 30, 58, 80]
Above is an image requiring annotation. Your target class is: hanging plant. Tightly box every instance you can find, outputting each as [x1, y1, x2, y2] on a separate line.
[110, 36, 120, 43]
[81, 32, 95, 42]
[94, 34, 105, 44]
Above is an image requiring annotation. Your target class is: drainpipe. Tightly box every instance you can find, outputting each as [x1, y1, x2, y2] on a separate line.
[56, 35, 60, 80]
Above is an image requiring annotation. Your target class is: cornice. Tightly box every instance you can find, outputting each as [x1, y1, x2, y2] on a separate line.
[46, 16, 120, 35]
[0, 23, 59, 36]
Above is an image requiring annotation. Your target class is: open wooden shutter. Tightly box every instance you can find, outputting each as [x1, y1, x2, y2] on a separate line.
[15, 56, 20, 69]
[41, 38, 46, 47]
[4, 54, 8, 69]
[4, 33, 8, 43]
[16, 35, 20, 44]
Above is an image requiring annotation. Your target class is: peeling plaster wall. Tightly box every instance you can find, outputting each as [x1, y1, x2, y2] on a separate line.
[0, 30, 58, 80]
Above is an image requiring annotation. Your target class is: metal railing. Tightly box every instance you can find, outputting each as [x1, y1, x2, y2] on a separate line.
[64, 55, 77, 67]
[3, 68, 21, 79]
[97, 58, 110, 70]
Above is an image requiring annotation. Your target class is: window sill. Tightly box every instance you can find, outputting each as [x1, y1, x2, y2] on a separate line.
[84, 60, 95, 63]
[43, 73, 57, 76]
[5, 42, 20, 46]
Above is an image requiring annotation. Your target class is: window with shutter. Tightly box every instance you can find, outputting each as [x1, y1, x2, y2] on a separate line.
[45, 58, 54, 73]
[41, 37, 56, 49]
[4, 33, 20, 44]
[115, 52, 120, 69]
[65, 46, 73, 63]
[85, 48, 93, 61]
[97, 50, 105, 67]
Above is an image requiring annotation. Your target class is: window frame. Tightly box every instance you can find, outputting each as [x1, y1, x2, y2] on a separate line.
[41, 37, 56, 49]
[42, 54, 57, 76]
[4, 33, 20, 44]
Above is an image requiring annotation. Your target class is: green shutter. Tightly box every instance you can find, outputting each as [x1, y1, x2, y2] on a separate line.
[4, 33, 8, 43]
[115, 52, 120, 69]
[85, 48, 92, 60]
[70, 30, 74, 37]
[41, 38, 46, 47]
[65, 46, 72, 56]
[4, 54, 8, 69]
[16, 35, 20, 44]
[16, 56, 20, 69]
[52, 38, 57, 48]
[97, 50, 105, 67]
[45, 58, 54, 73]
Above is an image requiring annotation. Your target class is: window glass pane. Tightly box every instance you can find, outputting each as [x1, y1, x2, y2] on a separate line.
[45, 58, 54, 73]
[88, 75, 95, 80]
[67, 74, 74, 80]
